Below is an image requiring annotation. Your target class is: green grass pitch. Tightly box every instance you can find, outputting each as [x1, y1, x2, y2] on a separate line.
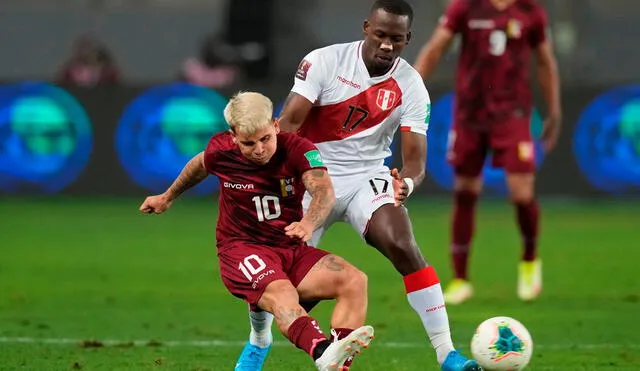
[0, 197, 638, 370]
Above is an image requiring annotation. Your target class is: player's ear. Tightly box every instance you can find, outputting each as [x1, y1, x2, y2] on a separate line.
[406, 31, 412, 44]
[273, 118, 281, 133]
[229, 129, 237, 144]
[363, 19, 370, 35]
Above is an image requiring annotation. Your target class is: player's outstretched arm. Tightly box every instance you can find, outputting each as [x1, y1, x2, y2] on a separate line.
[277, 92, 314, 133]
[139, 152, 208, 214]
[535, 40, 562, 152]
[164, 151, 209, 199]
[414, 26, 454, 80]
[391, 131, 427, 206]
[284, 169, 335, 242]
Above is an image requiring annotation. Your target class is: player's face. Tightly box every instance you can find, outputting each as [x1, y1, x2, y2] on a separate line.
[362, 9, 411, 76]
[232, 121, 280, 165]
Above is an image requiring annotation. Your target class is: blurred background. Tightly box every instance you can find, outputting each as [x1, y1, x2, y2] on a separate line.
[0, 0, 638, 197]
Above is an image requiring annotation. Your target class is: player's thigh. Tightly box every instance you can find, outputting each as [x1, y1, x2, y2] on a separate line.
[448, 124, 487, 178]
[343, 172, 396, 238]
[217, 243, 289, 306]
[490, 120, 536, 202]
[344, 173, 425, 273]
[490, 119, 535, 174]
[295, 251, 367, 302]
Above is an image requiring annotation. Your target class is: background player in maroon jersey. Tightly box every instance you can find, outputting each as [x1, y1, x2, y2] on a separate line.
[139, 92, 374, 370]
[414, 0, 561, 304]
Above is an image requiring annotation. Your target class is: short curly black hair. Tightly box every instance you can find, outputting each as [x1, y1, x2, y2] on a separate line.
[370, 0, 414, 26]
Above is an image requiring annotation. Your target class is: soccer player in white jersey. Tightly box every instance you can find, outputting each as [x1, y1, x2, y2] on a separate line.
[235, 1, 481, 371]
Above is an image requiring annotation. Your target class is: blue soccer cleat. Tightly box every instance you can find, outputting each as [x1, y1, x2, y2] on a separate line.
[441, 350, 483, 371]
[234, 342, 271, 371]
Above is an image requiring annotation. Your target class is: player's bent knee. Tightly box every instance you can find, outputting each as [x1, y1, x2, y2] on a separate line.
[341, 267, 368, 297]
[331, 261, 367, 295]
[257, 279, 299, 313]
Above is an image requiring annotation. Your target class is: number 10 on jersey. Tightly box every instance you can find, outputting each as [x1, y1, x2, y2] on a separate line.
[252, 195, 281, 221]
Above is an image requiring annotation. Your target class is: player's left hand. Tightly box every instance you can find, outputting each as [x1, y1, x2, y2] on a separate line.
[390, 168, 409, 207]
[541, 114, 562, 153]
[285, 220, 314, 242]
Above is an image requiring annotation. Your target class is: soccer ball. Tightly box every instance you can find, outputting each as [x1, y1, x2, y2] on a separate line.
[470, 316, 533, 371]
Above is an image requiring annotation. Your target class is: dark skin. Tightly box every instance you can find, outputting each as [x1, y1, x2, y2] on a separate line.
[278, 9, 428, 275]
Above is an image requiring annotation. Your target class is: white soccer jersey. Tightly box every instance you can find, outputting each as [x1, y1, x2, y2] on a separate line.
[291, 41, 431, 179]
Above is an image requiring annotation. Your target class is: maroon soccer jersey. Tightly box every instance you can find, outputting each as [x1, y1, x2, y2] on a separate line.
[441, 0, 548, 128]
[203, 131, 326, 249]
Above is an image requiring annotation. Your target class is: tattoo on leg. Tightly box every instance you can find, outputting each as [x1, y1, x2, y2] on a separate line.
[274, 306, 305, 326]
[322, 255, 345, 272]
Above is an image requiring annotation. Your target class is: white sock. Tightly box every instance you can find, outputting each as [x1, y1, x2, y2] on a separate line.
[249, 310, 274, 348]
[404, 267, 455, 364]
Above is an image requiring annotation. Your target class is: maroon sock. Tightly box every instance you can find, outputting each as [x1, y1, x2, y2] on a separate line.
[329, 328, 354, 341]
[515, 200, 540, 261]
[451, 190, 478, 280]
[287, 316, 329, 359]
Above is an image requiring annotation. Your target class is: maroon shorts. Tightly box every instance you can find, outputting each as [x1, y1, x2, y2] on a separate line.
[447, 118, 535, 177]
[217, 242, 329, 306]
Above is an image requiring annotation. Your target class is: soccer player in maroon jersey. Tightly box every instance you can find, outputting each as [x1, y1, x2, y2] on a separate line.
[414, 0, 561, 304]
[139, 92, 374, 370]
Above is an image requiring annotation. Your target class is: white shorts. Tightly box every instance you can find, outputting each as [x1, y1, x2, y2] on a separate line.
[302, 170, 396, 247]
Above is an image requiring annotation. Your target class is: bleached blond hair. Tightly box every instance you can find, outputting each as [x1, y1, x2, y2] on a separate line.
[223, 91, 274, 135]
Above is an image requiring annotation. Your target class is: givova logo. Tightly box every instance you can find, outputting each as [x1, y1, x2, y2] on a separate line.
[574, 85, 640, 194]
[0, 82, 92, 193]
[115, 83, 229, 194]
[426, 92, 544, 194]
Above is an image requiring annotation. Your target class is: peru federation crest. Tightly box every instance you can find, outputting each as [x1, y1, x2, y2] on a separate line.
[376, 89, 397, 111]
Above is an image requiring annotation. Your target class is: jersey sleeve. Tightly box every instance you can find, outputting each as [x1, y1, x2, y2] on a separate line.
[439, 0, 468, 34]
[290, 49, 326, 104]
[400, 78, 431, 136]
[203, 135, 220, 174]
[528, 4, 549, 47]
[288, 136, 327, 176]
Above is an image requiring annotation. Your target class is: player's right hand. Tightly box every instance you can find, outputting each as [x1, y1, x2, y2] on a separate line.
[284, 221, 313, 242]
[139, 194, 173, 214]
[541, 115, 562, 153]
[390, 168, 409, 207]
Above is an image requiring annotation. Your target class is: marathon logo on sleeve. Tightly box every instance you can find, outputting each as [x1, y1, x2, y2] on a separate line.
[296, 59, 312, 81]
[304, 149, 324, 167]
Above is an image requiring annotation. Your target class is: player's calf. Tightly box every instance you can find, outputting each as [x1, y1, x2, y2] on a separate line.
[297, 255, 368, 330]
[257, 280, 331, 360]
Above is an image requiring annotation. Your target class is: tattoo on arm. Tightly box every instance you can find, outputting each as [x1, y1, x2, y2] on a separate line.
[302, 169, 335, 230]
[165, 152, 208, 200]
[274, 306, 305, 327]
